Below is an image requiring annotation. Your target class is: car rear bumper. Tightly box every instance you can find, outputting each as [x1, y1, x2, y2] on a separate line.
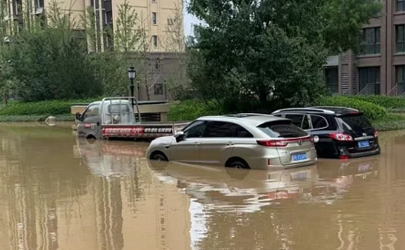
[342, 145, 381, 158]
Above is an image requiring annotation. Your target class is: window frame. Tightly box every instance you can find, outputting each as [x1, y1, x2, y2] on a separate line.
[283, 113, 311, 130]
[396, 25, 405, 53]
[202, 121, 254, 138]
[360, 27, 381, 55]
[397, 0, 405, 12]
[154, 83, 164, 95]
[81, 104, 100, 123]
[358, 67, 381, 95]
[152, 12, 157, 25]
[182, 120, 208, 138]
[309, 115, 329, 130]
[152, 35, 158, 47]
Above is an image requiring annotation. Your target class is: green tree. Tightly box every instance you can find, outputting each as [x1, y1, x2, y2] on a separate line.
[187, 0, 382, 112]
[114, 0, 144, 52]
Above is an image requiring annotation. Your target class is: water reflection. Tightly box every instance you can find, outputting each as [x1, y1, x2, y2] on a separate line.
[1, 126, 405, 250]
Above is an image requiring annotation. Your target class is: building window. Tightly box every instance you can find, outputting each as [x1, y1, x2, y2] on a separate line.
[358, 67, 380, 95]
[152, 12, 157, 24]
[325, 67, 339, 94]
[360, 27, 380, 55]
[155, 58, 160, 70]
[396, 25, 405, 53]
[105, 11, 112, 24]
[152, 35, 158, 47]
[154, 83, 163, 95]
[397, 0, 405, 12]
[396, 66, 405, 95]
[167, 18, 174, 25]
[152, 0, 156, 2]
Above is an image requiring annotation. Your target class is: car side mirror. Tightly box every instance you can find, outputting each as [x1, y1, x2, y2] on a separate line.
[75, 112, 82, 121]
[174, 131, 185, 142]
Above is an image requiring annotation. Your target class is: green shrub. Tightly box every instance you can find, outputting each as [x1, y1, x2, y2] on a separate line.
[351, 95, 405, 109]
[372, 113, 405, 131]
[0, 98, 99, 116]
[168, 99, 224, 121]
[315, 96, 387, 120]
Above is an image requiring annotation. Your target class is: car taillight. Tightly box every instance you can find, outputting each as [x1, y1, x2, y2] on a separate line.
[257, 136, 311, 147]
[374, 130, 378, 138]
[329, 133, 353, 141]
[257, 140, 288, 147]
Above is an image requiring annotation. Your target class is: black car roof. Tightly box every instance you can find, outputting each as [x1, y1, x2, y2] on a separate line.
[272, 106, 361, 116]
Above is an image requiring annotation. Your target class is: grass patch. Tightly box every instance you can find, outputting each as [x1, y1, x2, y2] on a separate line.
[0, 98, 99, 116]
[0, 114, 75, 122]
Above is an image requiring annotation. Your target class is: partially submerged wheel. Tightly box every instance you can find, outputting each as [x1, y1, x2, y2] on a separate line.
[227, 159, 250, 169]
[150, 151, 168, 161]
[225, 158, 250, 180]
[149, 151, 169, 170]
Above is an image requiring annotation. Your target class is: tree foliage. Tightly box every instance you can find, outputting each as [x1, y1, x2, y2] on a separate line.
[187, 0, 382, 112]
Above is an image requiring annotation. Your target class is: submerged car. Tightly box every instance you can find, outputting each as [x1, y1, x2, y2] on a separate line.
[146, 114, 317, 169]
[271, 106, 380, 159]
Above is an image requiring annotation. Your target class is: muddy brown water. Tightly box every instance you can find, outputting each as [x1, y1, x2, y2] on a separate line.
[1, 124, 405, 250]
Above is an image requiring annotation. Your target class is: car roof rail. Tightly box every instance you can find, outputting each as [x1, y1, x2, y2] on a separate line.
[309, 106, 360, 114]
[225, 113, 272, 118]
[272, 107, 335, 114]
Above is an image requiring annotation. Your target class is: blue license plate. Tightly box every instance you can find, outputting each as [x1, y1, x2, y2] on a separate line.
[292, 153, 307, 161]
[358, 140, 370, 148]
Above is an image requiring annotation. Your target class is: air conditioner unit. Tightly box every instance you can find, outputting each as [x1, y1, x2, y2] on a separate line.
[35, 7, 43, 14]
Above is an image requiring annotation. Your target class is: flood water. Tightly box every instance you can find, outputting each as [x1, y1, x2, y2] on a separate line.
[1, 124, 405, 250]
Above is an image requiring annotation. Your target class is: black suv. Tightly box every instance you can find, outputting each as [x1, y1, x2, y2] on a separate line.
[270, 106, 380, 159]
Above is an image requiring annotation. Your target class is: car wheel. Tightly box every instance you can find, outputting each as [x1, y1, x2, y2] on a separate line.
[150, 152, 168, 161]
[228, 160, 249, 169]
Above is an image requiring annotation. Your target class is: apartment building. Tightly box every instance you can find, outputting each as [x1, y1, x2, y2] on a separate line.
[325, 0, 405, 96]
[0, 0, 184, 52]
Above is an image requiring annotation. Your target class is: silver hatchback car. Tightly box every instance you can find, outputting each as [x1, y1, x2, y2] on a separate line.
[146, 114, 317, 169]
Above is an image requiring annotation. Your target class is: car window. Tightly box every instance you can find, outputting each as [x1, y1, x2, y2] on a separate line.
[258, 120, 308, 138]
[284, 114, 310, 130]
[338, 114, 372, 132]
[203, 121, 253, 138]
[310, 115, 328, 129]
[184, 120, 208, 138]
[82, 105, 99, 122]
[109, 104, 130, 113]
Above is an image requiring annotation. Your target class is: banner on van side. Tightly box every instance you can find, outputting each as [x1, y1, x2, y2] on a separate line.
[143, 126, 173, 134]
[102, 127, 145, 136]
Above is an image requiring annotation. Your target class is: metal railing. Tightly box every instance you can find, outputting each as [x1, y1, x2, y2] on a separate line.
[386, 85, 398, 96]
[357, 84, 375, 95]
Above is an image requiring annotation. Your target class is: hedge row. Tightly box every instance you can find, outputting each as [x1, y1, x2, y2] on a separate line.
[168, 100, 223, 121]
[169, 96, 389, 122]
[315, 96, 387, 120]
[0, 98, 99, 116]
[351, 95, 405, 109]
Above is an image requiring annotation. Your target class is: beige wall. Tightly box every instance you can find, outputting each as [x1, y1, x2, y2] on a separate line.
[2, 0, 184, 52]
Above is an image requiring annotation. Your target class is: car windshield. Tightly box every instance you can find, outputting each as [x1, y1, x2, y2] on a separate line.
[338, 114, 372, 132]
[257, 120, 308, 138]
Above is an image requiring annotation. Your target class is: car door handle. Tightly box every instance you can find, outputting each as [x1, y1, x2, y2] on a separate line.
[226, 142, 234, 146]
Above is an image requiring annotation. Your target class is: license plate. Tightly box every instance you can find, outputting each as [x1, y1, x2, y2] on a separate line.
[292, 153, 307, 161]
[358, 140, 370, 148]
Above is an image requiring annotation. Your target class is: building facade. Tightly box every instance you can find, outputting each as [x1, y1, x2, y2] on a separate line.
[0, 0, 184, 52]
[325, 0, 405, 96]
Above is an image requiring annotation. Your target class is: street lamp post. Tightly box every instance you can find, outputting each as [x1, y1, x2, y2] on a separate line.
[128, 66, 136, 107]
